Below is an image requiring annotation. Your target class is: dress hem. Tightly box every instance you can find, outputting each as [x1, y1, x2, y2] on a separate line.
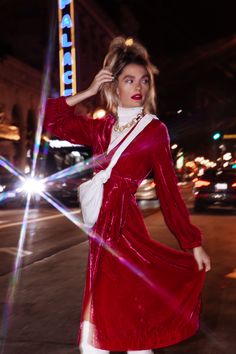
[88, 325, 199, 351]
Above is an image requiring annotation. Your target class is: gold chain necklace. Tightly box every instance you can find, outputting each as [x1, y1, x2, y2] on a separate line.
[113, 110, 144, 133]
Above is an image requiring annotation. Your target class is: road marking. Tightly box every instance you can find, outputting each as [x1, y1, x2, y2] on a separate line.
[0, 210, 81, 230]
[0, 247, 32, 257]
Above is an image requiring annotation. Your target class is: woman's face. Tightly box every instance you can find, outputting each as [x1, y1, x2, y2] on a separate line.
[116, 63, 150, 108]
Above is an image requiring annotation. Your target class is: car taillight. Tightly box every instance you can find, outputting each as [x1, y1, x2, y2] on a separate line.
[232, 182, 236, 187]
[195, 180, 211, 188]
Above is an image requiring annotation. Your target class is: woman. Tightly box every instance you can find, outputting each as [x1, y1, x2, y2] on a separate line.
[44, 37, 211, 354]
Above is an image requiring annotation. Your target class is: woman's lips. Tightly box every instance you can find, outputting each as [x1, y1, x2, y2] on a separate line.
[131, 94, 142, 100]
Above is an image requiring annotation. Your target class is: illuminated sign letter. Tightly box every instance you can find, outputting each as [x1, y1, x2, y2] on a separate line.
[62, 33, 72, 47]
[64, 89, 73, 96]
[61, 14, 72, 28]
[63, 71, 73, 84]
[63, 52, 72, 66]
[59, 0, 71, 10]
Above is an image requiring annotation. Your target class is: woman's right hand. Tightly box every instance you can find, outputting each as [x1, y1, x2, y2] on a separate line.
[88, 68, 114, 95]
[65, 69, 113, 107]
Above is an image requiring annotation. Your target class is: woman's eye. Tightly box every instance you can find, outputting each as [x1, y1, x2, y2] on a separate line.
[142, 79, 150, 84]
[126, 79, 133, 83]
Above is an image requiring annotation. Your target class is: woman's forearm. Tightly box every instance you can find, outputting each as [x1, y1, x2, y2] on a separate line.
[66, 68, 113, 107]
[65, 88, 95, 106]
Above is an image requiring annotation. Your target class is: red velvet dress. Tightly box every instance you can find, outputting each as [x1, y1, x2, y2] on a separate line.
[44, 97, 206, 351]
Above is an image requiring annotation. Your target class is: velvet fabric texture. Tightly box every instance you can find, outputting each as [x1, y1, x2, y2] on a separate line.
[44, 97, 205, 351]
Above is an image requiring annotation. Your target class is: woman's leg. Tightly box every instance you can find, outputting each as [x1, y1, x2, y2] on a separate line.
[79, 321, 109, 354]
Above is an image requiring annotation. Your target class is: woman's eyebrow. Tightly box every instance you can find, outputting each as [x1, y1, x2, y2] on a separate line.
[123, 75, 135, 79]
[123, 74, 149, 80]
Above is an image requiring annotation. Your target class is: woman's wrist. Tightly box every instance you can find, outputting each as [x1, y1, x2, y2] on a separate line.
[193, 246, 202, 250]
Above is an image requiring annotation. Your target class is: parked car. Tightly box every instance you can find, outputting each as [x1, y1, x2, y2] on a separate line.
[0, 145, 93, 208]
[193, 168, 236, 211]
[0, 169, 20, 206]
[39, 145, 93, 206]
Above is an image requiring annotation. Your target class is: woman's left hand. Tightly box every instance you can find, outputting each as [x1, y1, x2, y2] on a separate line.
[192, 246, 211, 272]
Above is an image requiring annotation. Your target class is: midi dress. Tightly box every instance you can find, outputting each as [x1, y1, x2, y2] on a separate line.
[44, 96, 206, 351]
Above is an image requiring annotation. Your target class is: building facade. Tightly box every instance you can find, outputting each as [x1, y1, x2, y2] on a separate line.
[0, 0, 120, 171]
[0, 56, 42, 170]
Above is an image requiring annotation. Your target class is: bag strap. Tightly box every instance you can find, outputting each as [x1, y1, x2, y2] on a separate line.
[105, 114, 157, 176]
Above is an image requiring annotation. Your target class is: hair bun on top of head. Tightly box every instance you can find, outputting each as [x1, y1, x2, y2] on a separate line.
[108, 36, 148, 59]
[103, 36, 159, 76]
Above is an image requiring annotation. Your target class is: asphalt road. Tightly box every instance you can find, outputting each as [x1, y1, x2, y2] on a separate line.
[0, 188, 235, 354]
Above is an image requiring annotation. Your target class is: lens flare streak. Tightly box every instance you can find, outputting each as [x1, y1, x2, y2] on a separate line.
[0, 193, 31, 352]
[30, 15, 57, 179]
[42, 152, 107, 184]
[0, 156, 25, 181]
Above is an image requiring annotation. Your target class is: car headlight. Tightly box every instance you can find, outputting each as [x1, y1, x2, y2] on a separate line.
[0, 184, 6, 193]
[17, 178, 45, 194]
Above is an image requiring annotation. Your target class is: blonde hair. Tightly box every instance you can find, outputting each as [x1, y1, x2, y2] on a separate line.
[100, 37, 159, 115]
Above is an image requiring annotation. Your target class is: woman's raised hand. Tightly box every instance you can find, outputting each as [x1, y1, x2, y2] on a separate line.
[65, 68, 113, 106]
[88, 68, 114, 95]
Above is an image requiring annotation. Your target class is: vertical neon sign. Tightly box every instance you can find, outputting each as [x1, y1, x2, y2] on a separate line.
[58, 0, 77, 96]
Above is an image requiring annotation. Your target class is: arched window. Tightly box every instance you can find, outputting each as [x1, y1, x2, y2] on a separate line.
[12, 104, 23, 132]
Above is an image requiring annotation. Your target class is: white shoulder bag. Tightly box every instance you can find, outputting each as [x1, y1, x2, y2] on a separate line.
[79, 114, 157, 228]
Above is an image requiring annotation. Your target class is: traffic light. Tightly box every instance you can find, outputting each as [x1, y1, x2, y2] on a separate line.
[212, 132, 221, 140]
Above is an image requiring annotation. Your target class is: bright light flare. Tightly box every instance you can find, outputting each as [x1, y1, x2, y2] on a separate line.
[19, 178, 45, 194]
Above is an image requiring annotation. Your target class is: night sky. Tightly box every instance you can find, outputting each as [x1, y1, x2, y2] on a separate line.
[1, 1, 234, 70]
[0, 0, 235, 156]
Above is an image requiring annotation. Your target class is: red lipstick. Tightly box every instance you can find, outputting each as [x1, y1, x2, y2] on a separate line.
[131, 94, 142, 100]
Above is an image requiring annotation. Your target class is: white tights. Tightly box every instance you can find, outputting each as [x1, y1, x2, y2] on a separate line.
[79, 321, 153, 354]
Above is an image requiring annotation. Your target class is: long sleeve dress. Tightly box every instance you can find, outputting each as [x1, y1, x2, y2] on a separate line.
[44, 96, 206, 351]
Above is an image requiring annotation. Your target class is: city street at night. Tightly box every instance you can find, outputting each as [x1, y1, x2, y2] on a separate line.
[0, 1, 236, 353]
[0, 185, 235, 354]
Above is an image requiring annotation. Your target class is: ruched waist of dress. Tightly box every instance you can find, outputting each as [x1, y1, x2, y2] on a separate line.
[103, 173, 139, 195]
